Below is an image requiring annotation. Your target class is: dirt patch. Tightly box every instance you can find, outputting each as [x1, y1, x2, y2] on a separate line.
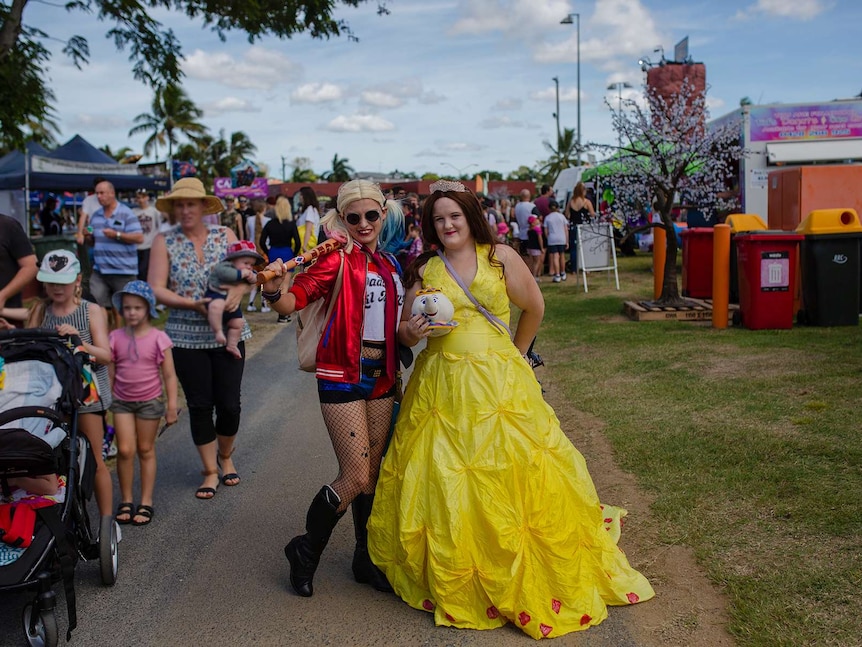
[541, 372, 736, 647]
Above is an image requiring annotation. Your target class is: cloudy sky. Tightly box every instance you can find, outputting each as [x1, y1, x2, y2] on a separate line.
[25, 0, 862, 179]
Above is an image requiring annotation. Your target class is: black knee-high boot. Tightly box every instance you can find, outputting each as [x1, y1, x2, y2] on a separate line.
[284, 485, 344, 597]
[351, 493, 393, 593]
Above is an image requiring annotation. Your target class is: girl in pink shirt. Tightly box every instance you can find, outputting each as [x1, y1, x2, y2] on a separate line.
[109, 281, 178, 526]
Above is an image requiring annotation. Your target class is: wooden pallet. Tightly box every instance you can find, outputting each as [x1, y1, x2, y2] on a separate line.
[623, 298, 739, 323]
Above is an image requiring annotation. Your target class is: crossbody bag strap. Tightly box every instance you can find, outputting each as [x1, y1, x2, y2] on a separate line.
[322, 251, 345, 325]
[436, 249, 511, 336]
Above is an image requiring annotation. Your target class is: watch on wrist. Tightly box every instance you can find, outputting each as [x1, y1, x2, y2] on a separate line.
[116, 231, 122, 241]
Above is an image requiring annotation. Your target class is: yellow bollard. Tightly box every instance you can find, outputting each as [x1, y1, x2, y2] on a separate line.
[653, 225, 666, 300]
[712, 223, 731, 329]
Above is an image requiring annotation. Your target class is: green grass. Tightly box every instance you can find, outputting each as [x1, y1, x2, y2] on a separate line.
[538, 255, 862, 646]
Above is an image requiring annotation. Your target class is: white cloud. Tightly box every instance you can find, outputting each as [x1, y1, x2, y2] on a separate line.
[68, 114, 129, 130]
[348, 78, 446, 108]
[480, 115, 525, 129]
[419, 91, 447, 105]
[440, 141, 485, 152]
[451, 0, 572, 35]
[360, 91, 405, 109]
[536, 0, 664, 66]
[736, 0, 829, 20]
[706, 96, 726, 113]
[183, 46, 301, 90]
[494, 98, 523, 110]
[291, 83, 344, 104]
[202, 97, 261, 116]
[532, 87, 582, 102]
[325, 114, 396, 133]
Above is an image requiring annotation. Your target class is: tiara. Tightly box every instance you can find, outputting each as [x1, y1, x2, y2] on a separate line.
[429, 179, 467, 194]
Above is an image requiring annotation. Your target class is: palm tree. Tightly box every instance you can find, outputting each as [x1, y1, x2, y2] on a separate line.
[129, 84, 207, 161]
[227, 131, 256, 168]
[99, 145, 136, 162]
[323, 153, 355, 182]
[538, 127, 579, 182]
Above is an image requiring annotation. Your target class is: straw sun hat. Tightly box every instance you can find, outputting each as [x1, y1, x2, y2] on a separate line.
[155, 178, 224, 215]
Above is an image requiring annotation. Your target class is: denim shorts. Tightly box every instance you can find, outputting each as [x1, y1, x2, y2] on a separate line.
[547, 244, 566, 254]
[110, 397, 165, 419]
[318, 357, 395, 403]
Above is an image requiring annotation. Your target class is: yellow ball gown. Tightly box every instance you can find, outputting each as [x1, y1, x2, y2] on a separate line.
[368, 245, 654, 639]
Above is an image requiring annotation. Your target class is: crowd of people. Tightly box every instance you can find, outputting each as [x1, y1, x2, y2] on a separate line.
[0, 176, 652, 639]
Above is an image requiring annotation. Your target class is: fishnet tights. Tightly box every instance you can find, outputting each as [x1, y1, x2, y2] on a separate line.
[321, 396, 394, 513]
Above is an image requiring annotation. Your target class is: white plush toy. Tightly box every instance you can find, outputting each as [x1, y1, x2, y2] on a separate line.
[411, 288, 457, 336]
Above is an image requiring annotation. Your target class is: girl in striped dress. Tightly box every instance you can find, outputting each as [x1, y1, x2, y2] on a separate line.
[26, 249, 114, 519]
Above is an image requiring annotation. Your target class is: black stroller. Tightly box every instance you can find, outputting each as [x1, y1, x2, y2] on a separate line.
[0, 329, 119, 646]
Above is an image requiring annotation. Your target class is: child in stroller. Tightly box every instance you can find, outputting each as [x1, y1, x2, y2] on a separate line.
[0, 329, 119, 647]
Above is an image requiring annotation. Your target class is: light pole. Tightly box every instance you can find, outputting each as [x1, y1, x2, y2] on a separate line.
[607, 82, 633, 150]
[440, 162, 477, 179]
[552, 76, 561, 146]
[560, 12, 580, 165]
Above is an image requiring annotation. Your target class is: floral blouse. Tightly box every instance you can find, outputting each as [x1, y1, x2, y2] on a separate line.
[164, 225, 251, 349]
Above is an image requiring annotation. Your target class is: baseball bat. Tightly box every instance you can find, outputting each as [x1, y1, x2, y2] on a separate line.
[256, 238, 343, 285]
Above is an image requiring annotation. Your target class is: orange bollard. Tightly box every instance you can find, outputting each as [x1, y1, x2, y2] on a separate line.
[712, 224, 731, 329]
[653, 225, 666, 300]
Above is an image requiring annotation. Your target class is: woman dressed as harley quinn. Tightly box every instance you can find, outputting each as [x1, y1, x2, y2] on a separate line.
[261, 180, 404, 597]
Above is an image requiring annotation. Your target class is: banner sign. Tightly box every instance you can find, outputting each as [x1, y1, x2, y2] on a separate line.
[213, 177, 268, 199]
[749, 102, 862, 142]
[172, 160, 198, 181]
[230, 160, 260, 188]
[30, 155, 140, 176]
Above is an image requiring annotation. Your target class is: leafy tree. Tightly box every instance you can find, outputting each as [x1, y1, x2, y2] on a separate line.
[420, 172, 440, 181]
[600, 78, 744, 305]
[128, 84, 207, 161]
[0, 35, 58, 153]
[505, 166, 536, 182]
[287, 157, 317, 183]
[478, 169, 503, 181]
[322, 153, 355, 182]
[0, 1, 389, 151]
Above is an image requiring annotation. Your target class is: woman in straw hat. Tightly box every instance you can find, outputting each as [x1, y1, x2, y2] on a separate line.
[148, 178, 250, 499]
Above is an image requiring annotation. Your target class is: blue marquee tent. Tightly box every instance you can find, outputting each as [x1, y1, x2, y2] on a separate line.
[0, 135, 167, 192]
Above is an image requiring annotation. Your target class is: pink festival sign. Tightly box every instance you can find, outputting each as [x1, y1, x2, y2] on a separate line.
[213, 176, 269, 199]
[749, 103, 862, 142]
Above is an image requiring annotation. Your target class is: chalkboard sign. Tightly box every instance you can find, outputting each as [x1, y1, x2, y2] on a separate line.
[576, 222, 620, 293]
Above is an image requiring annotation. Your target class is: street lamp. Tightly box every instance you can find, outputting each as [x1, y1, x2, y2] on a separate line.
[552, 76, 561, 145]
[607, 81, 633, 150]
[560, 12, 580, 165]
[440, 162, 477, 179]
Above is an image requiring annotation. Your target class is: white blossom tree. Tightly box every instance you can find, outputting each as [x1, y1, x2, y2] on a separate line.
[598, 78, 745, 305]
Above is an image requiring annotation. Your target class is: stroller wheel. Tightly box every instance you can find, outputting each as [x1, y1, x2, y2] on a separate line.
[22, 602, 58, 647]
[99, 515, 119, 585]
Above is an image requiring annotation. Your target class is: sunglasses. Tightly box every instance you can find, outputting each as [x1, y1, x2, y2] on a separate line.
[344, 210, 382, 226]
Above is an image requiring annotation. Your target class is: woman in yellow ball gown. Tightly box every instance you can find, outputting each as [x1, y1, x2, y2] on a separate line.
[367, 180, 654, 640]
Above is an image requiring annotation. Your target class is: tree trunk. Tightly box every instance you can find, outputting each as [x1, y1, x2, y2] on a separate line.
[0, 0, 28, 61]
[657, 215, 686, 306]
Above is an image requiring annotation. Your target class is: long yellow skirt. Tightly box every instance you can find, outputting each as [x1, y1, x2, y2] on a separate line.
[368, 335, 654, 639]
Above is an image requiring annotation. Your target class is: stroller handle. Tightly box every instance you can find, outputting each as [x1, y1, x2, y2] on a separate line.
[0, 328, 83, 348]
